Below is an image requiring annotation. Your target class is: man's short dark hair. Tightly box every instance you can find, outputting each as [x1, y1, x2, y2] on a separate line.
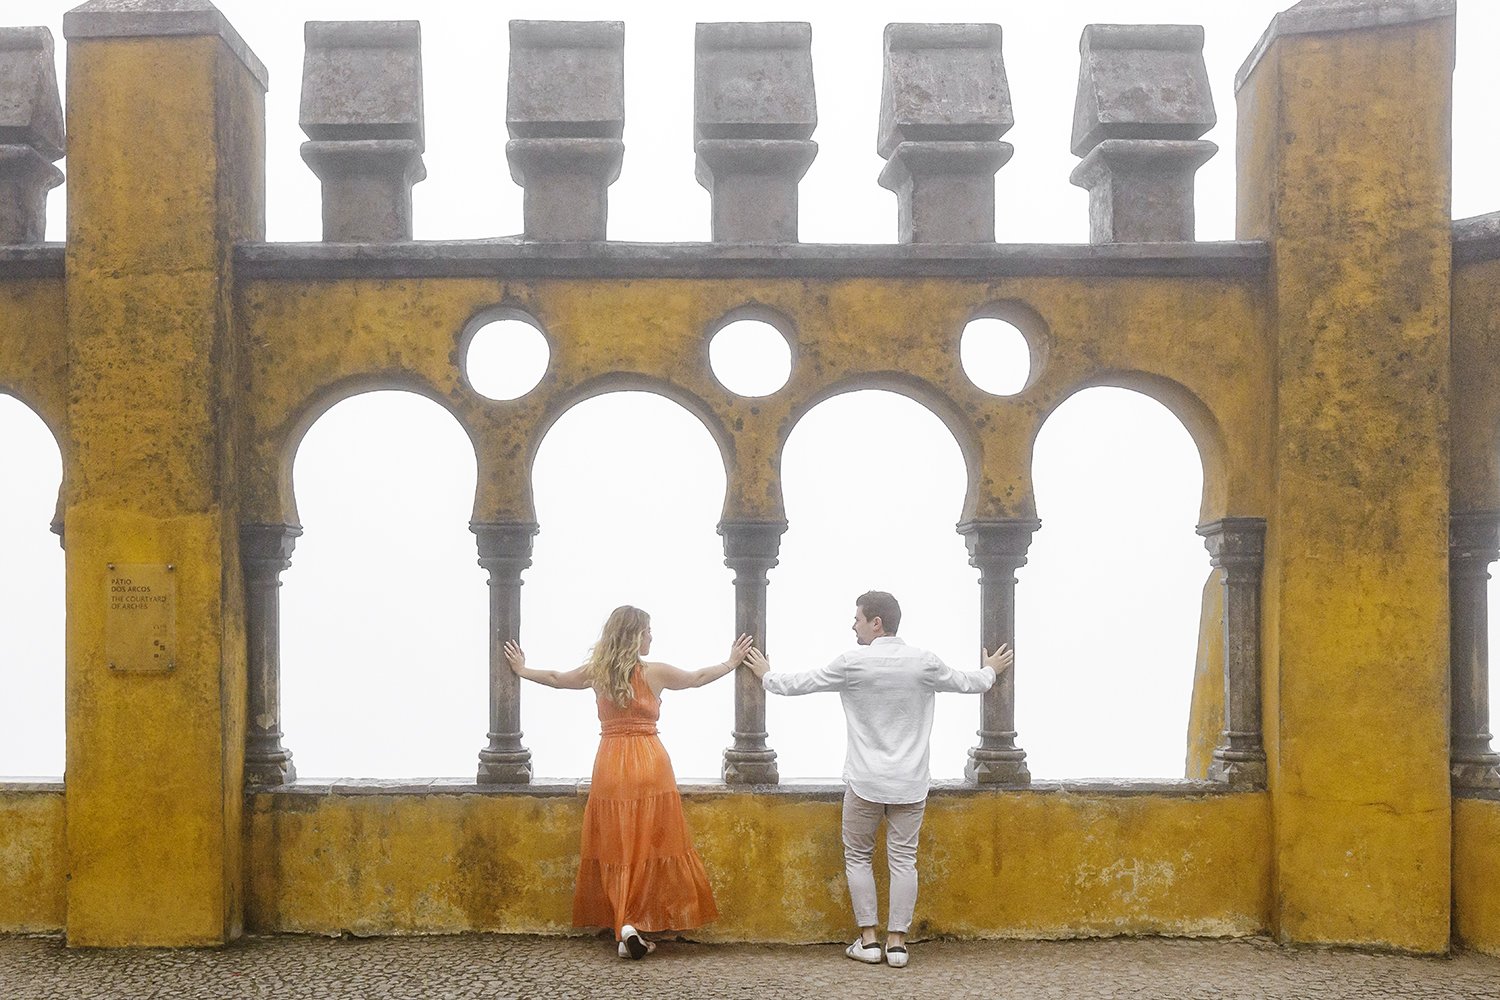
[856, 591, 901, 634]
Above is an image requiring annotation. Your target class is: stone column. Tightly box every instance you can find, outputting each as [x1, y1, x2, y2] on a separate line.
[694, 23, 817, 243]
[958, 519, 1039, 786]
[300, 21, 426, 242]
[1450, 511, 1500, 789]
[719, 520, 785, 784]
[0, 28, 64, 243]
[241, 524, 301, 787]
[506, 21, 625, 242]
[473, 521, 538, 784]
[1069, 24, 1216, 243]
[877, 24, 1013, 244]
[1197, 518, 1267, 789]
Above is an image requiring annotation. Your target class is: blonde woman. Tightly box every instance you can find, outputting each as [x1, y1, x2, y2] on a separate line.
[505, 606, 752, 959]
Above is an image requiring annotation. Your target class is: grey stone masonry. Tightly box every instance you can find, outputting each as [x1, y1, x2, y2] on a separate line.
[1450, 511, 1500, 789]
[473, 521, 540, 784]
[0, 28, 63, 244]
[300, 21, 425, 242]
[877, 24, 1012, 244]
[242, 524, 301, 787]
[1198, 518, 1268, 790]
[958, 518, 1039, 787]
[1069, 25, 1216, 243]
[506, 21, 624, 242]
[695, 23, 817, 243]
[719, 520, 787, 785]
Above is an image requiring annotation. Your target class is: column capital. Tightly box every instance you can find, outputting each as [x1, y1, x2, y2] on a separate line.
[718, 519, 787, 570]
[472, 521, 539, 576]
[1197, 517, 1266, 573]
[1451, 510, 1500, 563]
[240, 522, 302, 574]
[956, 518, 1041, 572]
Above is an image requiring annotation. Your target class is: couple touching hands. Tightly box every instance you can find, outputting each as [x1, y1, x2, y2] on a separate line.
[505, 590, 1014, 968]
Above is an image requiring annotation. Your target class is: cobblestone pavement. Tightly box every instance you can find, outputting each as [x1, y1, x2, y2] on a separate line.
[4, 933, 1500, 999]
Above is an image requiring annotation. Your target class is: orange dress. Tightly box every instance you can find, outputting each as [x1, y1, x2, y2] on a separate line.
[572, 667, 719, 934]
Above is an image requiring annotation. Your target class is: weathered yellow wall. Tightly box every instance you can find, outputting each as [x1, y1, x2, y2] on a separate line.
[0, 786, 66, 933]
[1454, 796, 1500, 956]
[1237, 14, 1455, 952]
[240, 273, 1271, 528]
[0, 277, 67, 441]
[246, 788, 1270, 940]
[61, 30, 263, 946]
[0, 0, 1491, 954]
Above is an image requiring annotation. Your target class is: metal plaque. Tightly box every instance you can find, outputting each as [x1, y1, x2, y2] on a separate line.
[105, 563, 177, 673]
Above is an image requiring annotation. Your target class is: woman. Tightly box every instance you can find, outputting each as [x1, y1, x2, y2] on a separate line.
[504, 606, 752, 959]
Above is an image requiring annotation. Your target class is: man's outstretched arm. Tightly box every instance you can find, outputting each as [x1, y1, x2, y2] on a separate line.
[926, 643, 1014, 693]
[746, 648, 847, 696]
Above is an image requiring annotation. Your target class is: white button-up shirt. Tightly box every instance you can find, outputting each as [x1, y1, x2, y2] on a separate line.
[762, 635, 995, 804]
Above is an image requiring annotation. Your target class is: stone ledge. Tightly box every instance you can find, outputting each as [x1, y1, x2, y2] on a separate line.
[1454, 212, 1500, 265]
[235, 239, 1269, 281]
[244, 775, 1248, 801]
[0, 243, 63, 278]
[0, 778, 64, 793]
[1235, 0, 1455, 95]
[63, 0, 268, 92]
[1456, 786, 1500, 803]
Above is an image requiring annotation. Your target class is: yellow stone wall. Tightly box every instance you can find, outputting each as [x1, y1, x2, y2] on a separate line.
[1236, 13, 1456, 952]
[0, 788, 66, 933]
[3, 0, 1496, 954]
[239, 272, 1270, 528]
[1454, 797, 1500, 956]
[245, 788, 1270, 941]
[59, 30, 263, 946]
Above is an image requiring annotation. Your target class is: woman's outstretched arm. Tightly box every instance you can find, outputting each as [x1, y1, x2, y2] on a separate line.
[504, 641, 592, 690]
[643, 634, 754, 692]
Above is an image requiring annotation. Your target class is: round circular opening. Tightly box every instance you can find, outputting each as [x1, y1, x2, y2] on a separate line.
[465, 316, 550, 401]
[960, 317, 1032, 396]
[709, 319, 792, 397]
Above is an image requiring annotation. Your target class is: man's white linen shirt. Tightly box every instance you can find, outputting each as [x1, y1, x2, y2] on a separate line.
[761, 635, 995, 804]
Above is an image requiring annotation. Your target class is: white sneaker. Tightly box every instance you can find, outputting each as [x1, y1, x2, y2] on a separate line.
[845, 939, 883, 964]
[620, 924, 649, 960]
[885, 945, 909, 968]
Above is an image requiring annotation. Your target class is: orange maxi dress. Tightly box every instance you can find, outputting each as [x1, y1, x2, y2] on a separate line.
[572, 667, 719, 934]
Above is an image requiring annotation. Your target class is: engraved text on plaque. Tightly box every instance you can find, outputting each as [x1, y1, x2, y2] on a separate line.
[105, 563, 177, 673]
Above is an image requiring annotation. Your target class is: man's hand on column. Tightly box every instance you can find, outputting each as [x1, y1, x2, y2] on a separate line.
[983, 643, 1014, 673]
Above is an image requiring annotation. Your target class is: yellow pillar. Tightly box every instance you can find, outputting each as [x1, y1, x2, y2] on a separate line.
[1236, 2, 1454, 951]
[61, 0, 265, 946]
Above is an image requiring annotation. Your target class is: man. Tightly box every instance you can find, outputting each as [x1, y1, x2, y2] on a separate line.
[744, 590, 1012, 969]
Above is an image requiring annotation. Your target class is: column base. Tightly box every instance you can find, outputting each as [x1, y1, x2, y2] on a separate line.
[722, 748, 779, 785]
[1208, 753, 1267, 790]
[1452, 757, 1500, 790]
[244, 751, 296, 787]
[964, 749, 1031, 786]
[477, 749, 534, 785]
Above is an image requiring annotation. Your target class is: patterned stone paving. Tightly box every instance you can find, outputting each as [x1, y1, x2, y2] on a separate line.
[4, 933, 1500, 999]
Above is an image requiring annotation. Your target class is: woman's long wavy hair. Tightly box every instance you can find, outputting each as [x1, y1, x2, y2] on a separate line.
[587, 605, 650, 708]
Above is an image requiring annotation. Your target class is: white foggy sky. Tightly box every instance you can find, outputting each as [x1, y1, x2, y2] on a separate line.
[2, 1, 1496, 781]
